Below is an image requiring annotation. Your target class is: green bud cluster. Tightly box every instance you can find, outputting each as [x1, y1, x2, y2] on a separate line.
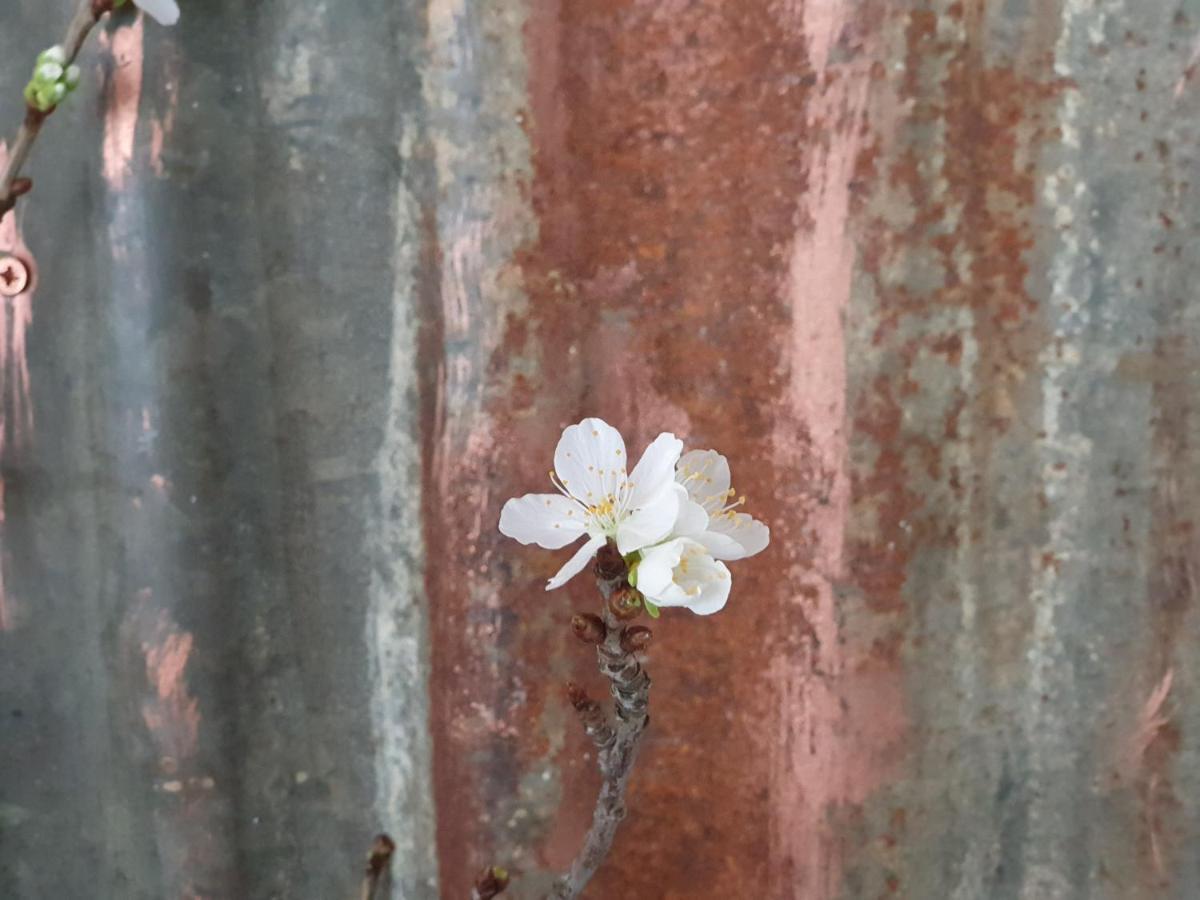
[23, 46, 82, 113]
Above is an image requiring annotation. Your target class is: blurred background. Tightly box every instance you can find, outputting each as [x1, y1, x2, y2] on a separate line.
[1, 1, 1199, 897]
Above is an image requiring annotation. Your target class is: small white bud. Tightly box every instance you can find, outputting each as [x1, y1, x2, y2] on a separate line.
[37, 62, 64, 83]
[64, 65, 81, 89]
[40, 46, 67, 66]
[51, 82, 66, 103]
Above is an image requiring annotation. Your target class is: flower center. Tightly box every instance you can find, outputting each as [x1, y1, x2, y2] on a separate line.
[548, 470, 637, 535]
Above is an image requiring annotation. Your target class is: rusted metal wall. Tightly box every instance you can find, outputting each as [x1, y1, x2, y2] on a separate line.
[1, 1, 1198, 898]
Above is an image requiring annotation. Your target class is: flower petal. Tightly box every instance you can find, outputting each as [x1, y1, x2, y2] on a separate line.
[616, 483, 682, 554]
[554, 418, 628, 505]
[635, 538, 687, 600]
[135, 0, 181, 25]
[673, 497, 710, 538]
[682, 560, 731, 615]
[546, 535, 606, 590]
[704, 512, 770, 560]
[499, 493, 587, 549]
[627, 432, 683, 508]
[692, 529, 746, 560]
[676, 448, 731, 506]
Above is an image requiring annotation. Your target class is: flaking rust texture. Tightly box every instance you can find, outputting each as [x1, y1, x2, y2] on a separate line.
[2, 1, 1200, 899]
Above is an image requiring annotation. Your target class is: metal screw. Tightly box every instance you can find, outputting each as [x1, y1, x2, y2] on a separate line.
[0, 255, 29, 297]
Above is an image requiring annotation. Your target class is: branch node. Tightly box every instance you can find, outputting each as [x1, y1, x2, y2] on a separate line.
[566, 681, 616, 750]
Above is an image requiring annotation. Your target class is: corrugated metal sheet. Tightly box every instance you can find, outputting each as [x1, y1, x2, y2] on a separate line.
[2, 1, 1199, 898]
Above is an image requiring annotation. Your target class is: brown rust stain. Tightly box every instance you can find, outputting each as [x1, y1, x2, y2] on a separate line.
[852, 2, 1062, 645]
[427, 0, 1065, 896]
[839, 3, 1064, 891]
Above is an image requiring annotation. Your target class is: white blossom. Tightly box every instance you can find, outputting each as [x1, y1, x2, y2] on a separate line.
[636, 538, 732, 616]
[499, 418, 684, 590]
[671, 449, 770, 560]
[635, 448, 769, 615]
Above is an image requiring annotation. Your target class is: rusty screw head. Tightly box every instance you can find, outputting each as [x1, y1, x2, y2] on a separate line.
[0, 255, 29, 297]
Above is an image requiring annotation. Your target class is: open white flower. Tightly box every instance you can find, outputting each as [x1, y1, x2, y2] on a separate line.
[636, 538, 732, 616]
[672, 449, 770, 560]
[499, 418, 684, 590]
[632, 448, 769, 616]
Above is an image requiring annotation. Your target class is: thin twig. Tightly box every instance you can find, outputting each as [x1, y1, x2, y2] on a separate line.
[359, 833, 395, 900]
[550, 544, 652, 899]
[0, 0, 113, 218]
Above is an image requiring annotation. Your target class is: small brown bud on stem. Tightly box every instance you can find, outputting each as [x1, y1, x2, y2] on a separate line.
[10, 178, 31, 198]
[360, 833, 395, 900]
[607, 587, 642, 621]
[365, 833, 395, 877]
[473, 865, 510, 899]
[571, 612, 606, 644]
[620, 626, 652, 653]
[593, 542, 627, 580]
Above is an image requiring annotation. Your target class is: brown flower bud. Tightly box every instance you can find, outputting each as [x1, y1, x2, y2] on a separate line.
[365, 833, 395, 878]
[570, 612, 606, 644]
[474, 865, 510, 899]
[607, 587, 642, 620]
[620, 625, 652, 654]
[593, 542, 627, 580]
[10, 178, 32, 198]
[565, 680, 591, 710]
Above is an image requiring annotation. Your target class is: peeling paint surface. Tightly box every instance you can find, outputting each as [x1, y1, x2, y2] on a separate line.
[2, 1, 1200, 898]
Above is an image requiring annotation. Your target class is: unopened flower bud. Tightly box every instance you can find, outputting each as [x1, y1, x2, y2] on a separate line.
[565, 681, 590, 710]
[11, 178, 32, 198]
[474, 865, 510, 899]
[39, 46, 66, 66]
[593, 542, 626, 580]
[570, 613, 606, 644]
[64, 65, 81, 90]
[37, 62, 64, 83]
[620, 625, 652, 653]
[365, 833, 395, 878]
[607, 587, 642, 620]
